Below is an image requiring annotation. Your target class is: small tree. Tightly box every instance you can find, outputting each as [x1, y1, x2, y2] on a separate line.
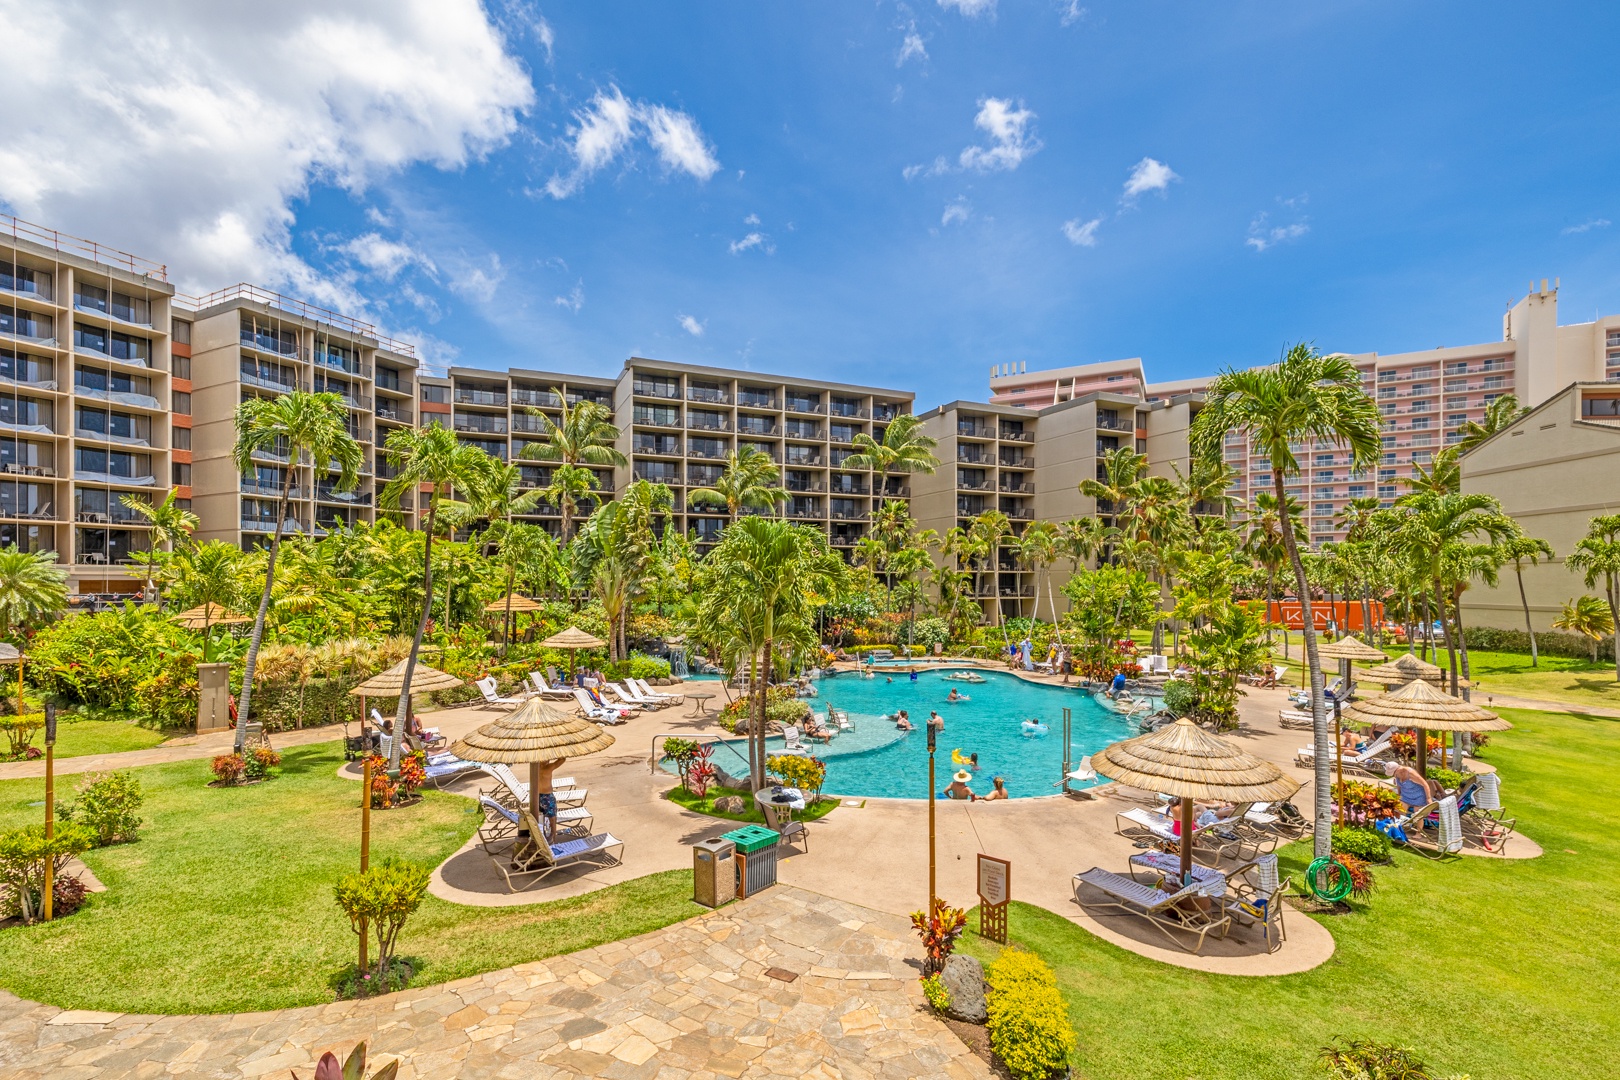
[334, 857, 431, 985]
[56, 772, 144, 846]
[0, 823, 94, 923]
[1553, 596, 1614, 662]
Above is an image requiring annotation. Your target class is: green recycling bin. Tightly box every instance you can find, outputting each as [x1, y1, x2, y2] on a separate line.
[721, 825, 780, 897]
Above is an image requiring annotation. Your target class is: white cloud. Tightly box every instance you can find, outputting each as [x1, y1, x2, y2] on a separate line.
[1122, 157, 1178, 200]
[446, 253, 505, 303]
[959, 98, 1041, 173]
[941, 198, 971, 226]
[342, 232, 435, 279]
[678, 314, 705, 337]
[544, 86, 718, 198]
[553, 282, 584, 311]
[729, 232, 772, 255]
[1058, 1, 1087, 25]
[535, 15, 555, 62]
[744, 213, 760, 225]
[903, 156, 950, 181]
[938, 0, 996, 15]
[1061, 216, 1102, 247]
[1245, 212, 1310, 252]
[897, 25, 928, 66]
[0, 0, 534, 307]
[1562, 218, 1611, 235]
[399, 283, 442, 322]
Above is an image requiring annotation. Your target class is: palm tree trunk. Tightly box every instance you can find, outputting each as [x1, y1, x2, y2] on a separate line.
[502, 559, 517, 655]
[1453, 587, 1473, 702]
[1515, 562, 1537, 666]
[1273, 473, 1331, 859]
[1434, 579, 1459, 699]
[391, 497, 437, 772]
[235, 473, 294, 752]
[1609, 577, 1620, 682]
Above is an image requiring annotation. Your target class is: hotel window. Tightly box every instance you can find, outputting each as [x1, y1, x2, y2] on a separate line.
[171, 355, 190, 380]
[1483, 393, 1504, 405]
[173, 427, 191, 450]
[171, 318, 191, 345]
[1378, 486, 1396, 500]
[1348, 485, 1367, 498]
[172, 390, 191, 415]
[173, 462, 191, 486]
[1483, 375, 1505, 389]
[420, 384, 450, 404]
[1447, 413, 1468, 427]
[1583, 397, 1620, 417]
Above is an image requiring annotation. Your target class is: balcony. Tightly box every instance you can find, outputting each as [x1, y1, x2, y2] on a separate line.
[957, 478, 991, 491]
[239, 330, 298, 358]
[687, 417, 732, 433]
[633, 381, 681, 400]
[454, 416, 509, 435]
[957, 424, 993, 439]
[633, 436, 681, 456]
[785, 480, 825, 493]
[785, 400, 824, 415]
[828, 484, 868, 497]
[830, 509, 869, 521]
[999, 456, 1034, 469]
[241, 478, 298, 498]
[315, 350, 368, 378]
[241, 370, 303, 394]
[316, 487, 372, 505]
[0, 463, 55, 478]
[873, 405, 899, 422]
[375, 404, 413, 424]
[787, 506, 823, 519]
[956, 452, 989, 464]
[512, 388, 562, 408]
[454, 388, 508, 407]
[738, 393, 777, 409]
[687, 444, 729, 460]
[686, 386, 730, 404]
[1004, 508, 1035, 521]
[880, 485, 911, 499]
[828, 404, 868, 419]
[829, 535, 858, 548]
[736, 422, 776, 437]
[999, 481, 1034, 494]
[632, 411, 682, 428]
[999, 429, 1033, 442]
[634, 466, 681, 483]
[1096, 415, 1135, 432]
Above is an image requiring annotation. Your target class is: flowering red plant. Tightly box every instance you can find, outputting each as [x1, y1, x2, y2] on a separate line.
[910, 897, 969, 977]
[397, 750, 427, 793]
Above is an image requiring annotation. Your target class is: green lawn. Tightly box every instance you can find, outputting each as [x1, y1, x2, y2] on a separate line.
[667, 783, 841, 825]
[961, 706, 1618, 1080]
[43, 718, 171, 759]
[0, 743, 702, 1014]
[1394, 647, 1619, 712]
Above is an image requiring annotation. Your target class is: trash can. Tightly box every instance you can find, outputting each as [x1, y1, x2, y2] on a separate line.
[722, 825, 780, 898]
[692, 838, 737, 908]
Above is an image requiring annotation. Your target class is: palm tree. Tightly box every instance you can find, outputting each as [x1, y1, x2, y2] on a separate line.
[1402, 449, 1461, 496]
[1553, 595, 1615, 662]
[518, 390, 626, 541]
[698, 517, 843, 788]
[1243, 491, 1303, 647]
[688, 446, 786, 523]
[969, 509, 1011, 629]
[169, 541, 246, 662]
[1016, 520, 1060, 630]
[378, 423, 491, 769]
[1190, 343, 1382, 859]
[232, 392, 362, 752]
[1567, 513, 1620, 680]
[1079, 446, 1147, 535]
[540, 463, 605, 546]
[1455, 393, 1529, 456]
[0, 546, 67, 639]
[574, 480, 672, 658]
[119, 488, 200, 595]
[842, 413, 940, 500]
[1334, 495, 1385, 639]
[1497, 531, 1555, 666]
[469, 461, 544, 651]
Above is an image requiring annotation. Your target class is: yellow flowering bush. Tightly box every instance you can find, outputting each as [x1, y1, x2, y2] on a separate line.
[985, 948, 1077, 1080]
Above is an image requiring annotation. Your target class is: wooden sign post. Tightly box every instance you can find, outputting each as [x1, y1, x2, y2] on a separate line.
[977, 854, 1010, 944]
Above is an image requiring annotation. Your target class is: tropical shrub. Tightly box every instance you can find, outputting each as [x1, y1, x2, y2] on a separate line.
[1317, 1038, 1462, 1079]
[1161, 680, 1196, 718]
[333, 857, 431, 989]
[1331, 825, 1392, 864]
[921, 973, 951, 1014]
[242, 746, 282, 780]
[717, 684, 810, 734]
[1390, 731, 1444, 765]
[903, 616, 950, 650]
[0, 713, 43, 759]
[1332, 853, 1376, 898]
[363, 753, 398, 808]
[603, 653, 672, 682]
[57, 772, 144, 846]
[310, 1041, 401, 1080]
[396, 750, 427, 794]
[1331, 780, 1405, 825]
[662, 738, 698, 788]
[909, 897, 969, 977]
[211, 754, 246, 784]
[985, 948, 1078, 1080]
[27, 605, 200, 728]
[1461, 625, 1613, 662]
[767, 753, 827, 801]
[684, 743, 718, 798]
[0, 822, 94, 923]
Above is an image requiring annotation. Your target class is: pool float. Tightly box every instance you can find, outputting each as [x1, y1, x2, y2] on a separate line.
[1020, 719, 1049, 738]
[943, 671, 986, 683]
[946, 693, 970, 703]
[951, 748, 974, 767]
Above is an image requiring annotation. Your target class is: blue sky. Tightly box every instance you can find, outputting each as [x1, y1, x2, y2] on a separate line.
[8, 2, 1620, 406]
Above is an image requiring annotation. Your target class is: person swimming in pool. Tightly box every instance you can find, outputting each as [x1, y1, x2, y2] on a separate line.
[947, 688, 969, 703]
[894, 709, 914, 731]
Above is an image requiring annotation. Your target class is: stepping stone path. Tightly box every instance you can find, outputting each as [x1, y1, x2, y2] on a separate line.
[0, 886, 994, 1080]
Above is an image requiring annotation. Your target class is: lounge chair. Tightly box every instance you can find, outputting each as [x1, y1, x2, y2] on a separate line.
[1278, 708, 1315, 730]
[830, 708, 853, 734]
[572, 688, 630, 725]
[475, 676, 526, 709]
[602, 681, 657, 711]
[1072, 867, 1232, 954]
[1221, 853, 1290, 953]
[527, 672, 576, 699]
[1463, 771, 1516, 851]
[1141, 654, 1171, 676]
[371, 707, 442, 747]
[778, 725, 811, 755]
[802, 715, 834, 743]
[377, 736, 482, 788]
[1386, 795, 1463, 859]
[1295, 726, 1397, 773]
[632, 678, 683, 705]
[478, 762, 585, 807]
[1114, 806, 1255, 866]
[488, 805, 625, 892]
[1065, 755, 1097, 784]
[478, 796, 593, 849]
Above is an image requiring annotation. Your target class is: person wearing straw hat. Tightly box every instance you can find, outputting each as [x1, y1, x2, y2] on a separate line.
[942, 770, 977, 800]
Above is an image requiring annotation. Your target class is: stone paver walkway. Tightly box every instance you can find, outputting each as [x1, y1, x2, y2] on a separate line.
[0, 886, 990, 1080]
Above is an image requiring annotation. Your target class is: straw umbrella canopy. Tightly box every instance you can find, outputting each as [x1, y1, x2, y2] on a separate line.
[172, 603, 251, 630]
[448, 696, 615, 819]
[541, 626, 607, 678]
[1360, 653, 1449, 687]
[1316, 635, 1389, 698]
[1093, 718, 1301, 886]
[1339, 678, 1509, 779]
[484, 594, 544, 614]
[350, 659, 464, 730]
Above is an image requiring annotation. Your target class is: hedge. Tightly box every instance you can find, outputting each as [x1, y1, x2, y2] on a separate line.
[985, 948, 1077, 1080]
[1461, 626, 1614, 662]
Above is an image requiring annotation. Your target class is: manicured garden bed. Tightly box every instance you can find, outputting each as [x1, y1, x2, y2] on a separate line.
[0, 742, 701, 1013]
[666, 783, 840, 826]
[959, 707, 1619, 1080]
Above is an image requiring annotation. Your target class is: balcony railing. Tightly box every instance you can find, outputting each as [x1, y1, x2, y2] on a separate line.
[687, 445, 729, 460]
[829, 404, 868, 419]
[999, 430, 1033, 442]
[239, 330, 298, 357]
[316, 487, 372, 505]
[786, 480, 825, 493]
[686, 387, 730, 404]
[454, 416, 508, 434]
[957, 479, 991, 491]
[1096, 416, 1135, 432]
[512, 388, 563, 408]
[634, 438, 681, 455]
[633, 382, 681, 399]
[241, 370, 303, 394]
[830, 509, 869, 521]
[785, 400, 823, 415]
[956, 452, 989, 464]
[785, 454, 822, 467]
[1004, 508, 1034, 521]
[873, 406, 899, 422]
[687, 417, 731, 432]
[829, 535, 858, 548]
[957, 425, 992, 439]
[738, 394, 777, 409]
[999, 482, 1034, 494]
[1000, 456, 1034, 469]
[829, 484, 868, 497]
[632, 411, 682, 428]
[454, 389, 507, 407]
[241, 478, 297, 497]
[633, 467, 681, 483]
[787, 506, 822, 519]
[375, 404, 413, 424]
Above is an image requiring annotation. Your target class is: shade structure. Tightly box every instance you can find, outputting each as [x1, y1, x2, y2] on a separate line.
[0, 643, 19, 664]
[541, 626, 607, 650]
[1339, 677, 1512, 734]
[1360, 653, 1448, 685]
[1316, 635, 1388, 662]
[448, 696, 615, 818]
[484, 594, 544, 614]
[349, 659, 464, 697]
[1094, 718, 1301, 886]
[172, 603, 251, 629]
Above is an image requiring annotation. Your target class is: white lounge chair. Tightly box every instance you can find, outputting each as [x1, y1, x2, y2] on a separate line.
[477, 761, 585, 807]
[478, 796, 593, 848]
[1072, 866, 1232, 953]
[602, 681, 657, 711]
[572, 687, 630, 724]
[1277, 708, 1315, 730]
[377, 735, 481, 788]
[1141, 654, 1171, 676]
[830, 708, 853, 734]
[1065, 755, 1097, 784]
[1295, 726, 1397, 772]
[527, 672, 576, 699]
[488, 805, 625, 892]
[632, 678, 683, 705]
[777, 725, 810, 755]
[476, 676, 526, 709]
[1392, 795, 1463, 859]
[1221, 853, 1289, 952]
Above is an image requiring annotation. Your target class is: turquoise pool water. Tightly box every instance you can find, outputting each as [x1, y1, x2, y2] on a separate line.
[787, 670, 1137, 801]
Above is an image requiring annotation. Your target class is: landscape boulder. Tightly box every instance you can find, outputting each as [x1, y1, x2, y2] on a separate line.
[938, 954, 988, 1024]
[713, 795, 748, 814]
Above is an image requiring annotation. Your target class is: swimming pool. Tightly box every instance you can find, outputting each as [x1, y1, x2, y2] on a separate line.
[792, 670, 1138, 801]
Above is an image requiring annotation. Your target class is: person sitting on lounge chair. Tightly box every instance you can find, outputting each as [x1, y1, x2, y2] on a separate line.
[1255, 663, 1278, 688]
[942, 770, 976, 800]
[1385, 761, 1437, 811]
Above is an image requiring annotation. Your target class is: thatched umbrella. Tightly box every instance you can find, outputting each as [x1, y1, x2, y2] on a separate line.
[1316, 635, 1388, 699]
[173, 603, 251, 663]
[1093, 718, 1301, 887]
[1339, 677, 1510, 779]
[448, 697, 615, 824]
[484, 594, 544, 614]
[541, 626, 607, 679]
[350, 659, 464, 730]
[1360, 653, 1449, 688]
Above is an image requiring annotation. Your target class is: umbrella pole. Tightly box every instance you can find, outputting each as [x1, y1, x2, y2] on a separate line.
[1417, 726, 1427, 780]
[1334, 697, 1344, 826]
[1180, 797, 1194, 887]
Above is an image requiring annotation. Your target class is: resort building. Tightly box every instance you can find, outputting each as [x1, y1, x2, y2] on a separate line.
[1, 218, 179, 597]
[1458, 381, 1620, 633]
[182, 286, 423, 548]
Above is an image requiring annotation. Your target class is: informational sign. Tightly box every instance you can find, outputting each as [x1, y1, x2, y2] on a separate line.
[977, 854, 1010, 943]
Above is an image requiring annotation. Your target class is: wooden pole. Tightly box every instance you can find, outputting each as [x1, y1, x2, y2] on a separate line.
[1334, 697, 1344, 827]
[1416, 726, 1428, 780]
[1179, 796, 1194, 887]
[42, 703, 54, 923]
[359, 756, 371, 974]
[927, 723, 937, 914]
